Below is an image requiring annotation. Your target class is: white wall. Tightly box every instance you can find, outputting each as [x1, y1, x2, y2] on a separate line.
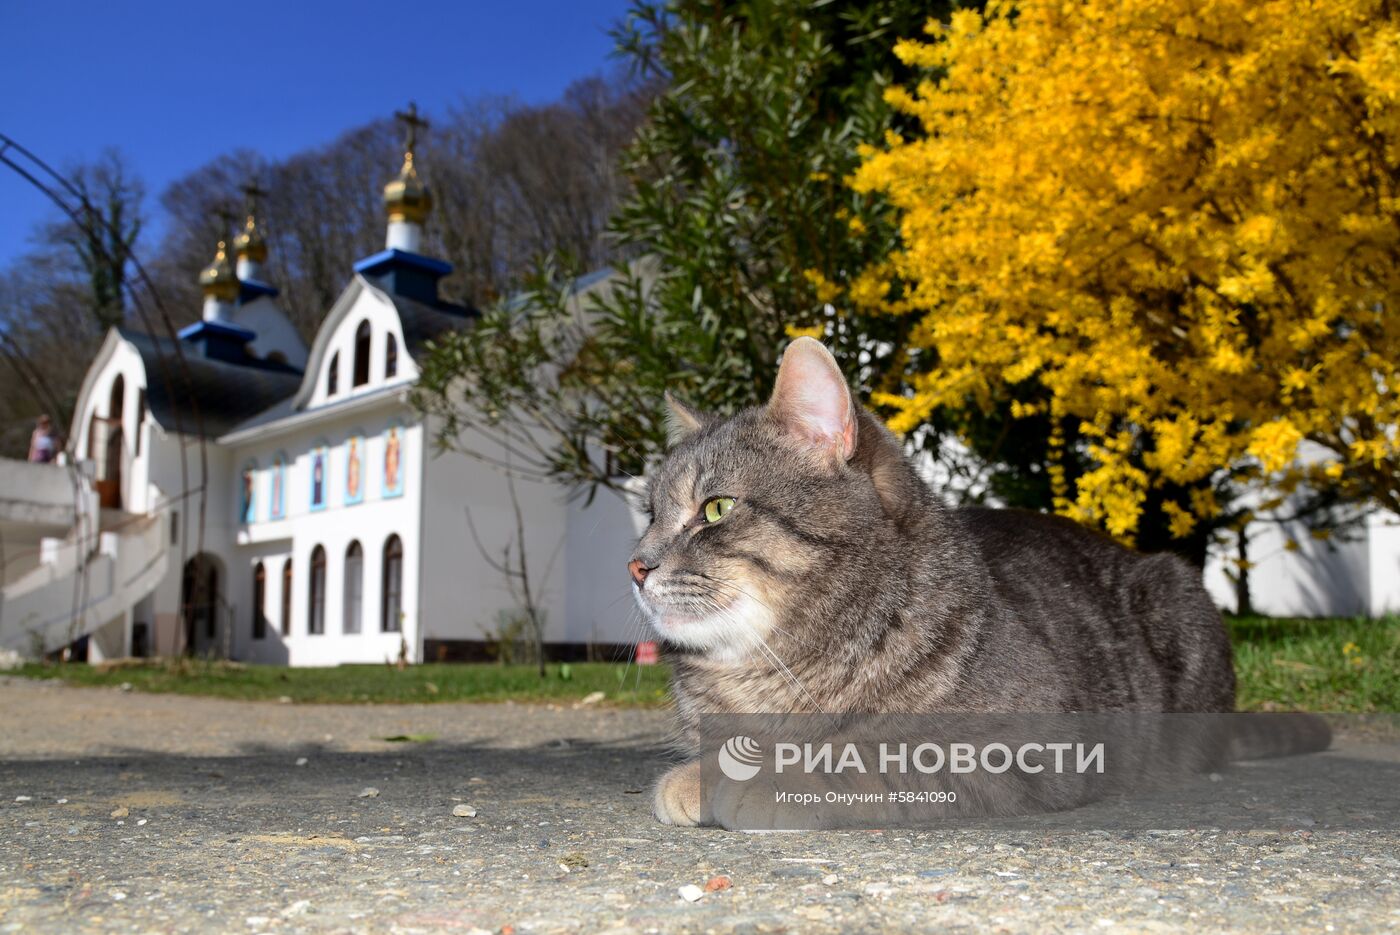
[1365, 511, 1400, 616]
[231, 295, 308, 369]
[225, 396, 421, 665]
[142, 428, 235, 657]
[306, 284, 416, 409]
[72, 336, 149, 514]
[1200, 441, 1393, 618]
[1204, 516, 1371, 618]
[417, 418, 572, 655]
[563, 480, 649, 647]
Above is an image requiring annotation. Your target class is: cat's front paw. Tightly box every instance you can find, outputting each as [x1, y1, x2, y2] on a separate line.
[653, 760, 704, 826]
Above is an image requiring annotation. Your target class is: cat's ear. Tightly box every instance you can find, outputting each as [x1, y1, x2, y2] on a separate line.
[767, 337, 858, 462]
[663, 392, 708, 445]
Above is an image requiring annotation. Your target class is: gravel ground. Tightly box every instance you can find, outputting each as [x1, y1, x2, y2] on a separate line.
[2, 676, 1398, 934]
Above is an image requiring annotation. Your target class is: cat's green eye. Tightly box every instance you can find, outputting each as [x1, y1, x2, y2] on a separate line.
[702, 497, 736, 524]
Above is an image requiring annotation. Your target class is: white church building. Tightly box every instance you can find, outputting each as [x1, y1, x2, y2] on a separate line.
[0, 116, 644, 666]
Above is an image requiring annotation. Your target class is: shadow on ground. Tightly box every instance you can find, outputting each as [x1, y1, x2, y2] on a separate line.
[3, 681, 1400, 933]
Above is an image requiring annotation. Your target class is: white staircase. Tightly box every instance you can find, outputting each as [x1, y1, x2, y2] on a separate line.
[0, 458, 169, 657]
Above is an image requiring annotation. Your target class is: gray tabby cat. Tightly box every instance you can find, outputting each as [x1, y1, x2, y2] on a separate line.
[630, 338, 1245, 827]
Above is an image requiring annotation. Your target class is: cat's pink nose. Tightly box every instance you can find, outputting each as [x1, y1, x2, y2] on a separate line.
[628, 559, 652, 587]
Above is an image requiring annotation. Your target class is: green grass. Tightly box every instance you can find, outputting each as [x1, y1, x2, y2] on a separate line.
[1227, 615, 1400, 712]
[13, 615, 1398, 711]
[13, 659, 672, 707]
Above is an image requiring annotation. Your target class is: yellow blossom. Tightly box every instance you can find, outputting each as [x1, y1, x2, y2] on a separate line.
[856, 0, 1400, 537]
[1249, 421, 1304, 474]
[784, 323, 826, 341]
[802, 269, 842, 306]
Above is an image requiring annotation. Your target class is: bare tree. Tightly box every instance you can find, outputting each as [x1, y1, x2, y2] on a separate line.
[0, 246, 111, 457]
[145, 70, 653, 339]
[43, 149, 144, 330]
[463, 475, 563, 677]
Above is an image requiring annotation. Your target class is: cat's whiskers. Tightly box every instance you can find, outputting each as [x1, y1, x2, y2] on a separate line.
[696, 574, 820, 656]
[695, 594, 824, 713]
[614, 599, 653, 693]
[752, 633, 825, 714]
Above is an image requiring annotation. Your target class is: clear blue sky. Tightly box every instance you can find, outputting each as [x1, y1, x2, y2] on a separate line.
[0, 0, 635, 266]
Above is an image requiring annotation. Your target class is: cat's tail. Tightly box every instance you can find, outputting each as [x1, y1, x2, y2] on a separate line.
[1229, 712, 1332, 760]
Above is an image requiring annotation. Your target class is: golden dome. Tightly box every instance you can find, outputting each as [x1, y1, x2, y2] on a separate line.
[233, 213, 267, 263]
[383, 151, 433, 225]
[199, 240, 239, 301]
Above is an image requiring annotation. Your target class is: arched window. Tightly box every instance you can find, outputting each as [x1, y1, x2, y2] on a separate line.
[385, 333, 398, 379]
[352, 320, 371, 387]
[308, 545, 326, 635]
[109, 375, 125, 423]
[343, 541, 363, 634]
[382, 534, 403, 633]
[281, 559, 293, 636]
[252, 562, 267, 640]
[95, 375, 126, 510]
[327, 352, 340, 397]
[135, 388, 146, 455]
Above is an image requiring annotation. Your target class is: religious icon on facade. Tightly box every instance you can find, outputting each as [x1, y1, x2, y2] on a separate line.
[345, 435, 365, 505]
[240, 463, 256, 523]
[270, 453, 287, 520]
[310, 446, 328, 511]
[383, 426, 404, 498]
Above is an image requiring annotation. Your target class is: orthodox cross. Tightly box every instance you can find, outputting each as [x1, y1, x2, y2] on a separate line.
[240, 181, 268, 217]
[394, 102, 430, 157]
[213, 205, 237, 242]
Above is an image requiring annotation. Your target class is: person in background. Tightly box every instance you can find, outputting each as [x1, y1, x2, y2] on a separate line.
[28, 414, 57, 463]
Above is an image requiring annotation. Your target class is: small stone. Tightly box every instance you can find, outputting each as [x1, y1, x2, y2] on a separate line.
[13, 796, 31, 802]
[561, 852, 588, 870]
[678, 884, 704, 902]
[864, 881, 894, 898]
[245, 917, 271, 928]
[1280, 844, 1310, 858]
[295, 757, 308, 767]
[56, 798, 68, 805]
[704, 875, 732, 893]
[119, 682, 132, 692]
[822, 873, 839, 885]
[358, 787, 379, 798]
[137, 819, 148, 826]
[578, 691, 606, 706]
[278, 696, 292, 704]
[111, 891, 127, 901]
[452, 804, 477, 818]
[280, 900, 311, 918]
[110, 806, 129, 818]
